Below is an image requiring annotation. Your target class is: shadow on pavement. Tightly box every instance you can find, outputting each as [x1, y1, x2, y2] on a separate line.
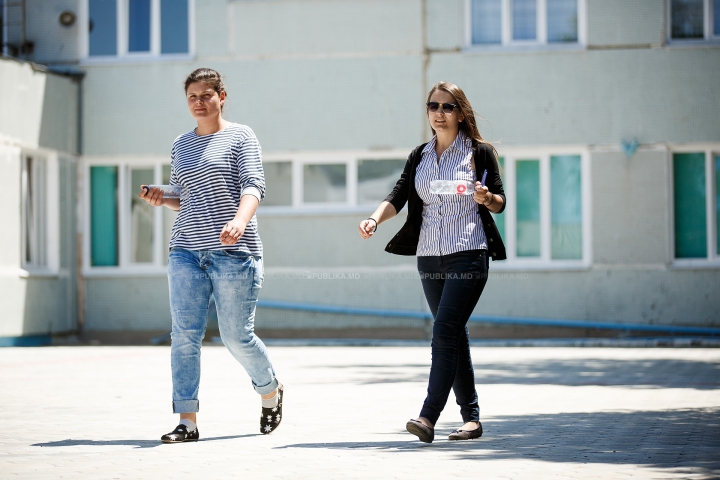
[276, 408, 720, 477]
[32, 434, 258, 449]
[338, 358, 720, 389]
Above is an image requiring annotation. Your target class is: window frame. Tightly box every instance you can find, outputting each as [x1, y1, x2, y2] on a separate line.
[465, 0, 587, 50]
[259, 150, 411, 215]
[83, 156, 173, 276]
[78, 0, 195, 63]
[493, 146, 592, 271]
[669, 145, 720, 268]
[20, 148, 61, 276]
[667, 0, 720, 44]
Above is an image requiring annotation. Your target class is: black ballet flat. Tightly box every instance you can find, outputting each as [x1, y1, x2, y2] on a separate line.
[448, 422, 483, 441]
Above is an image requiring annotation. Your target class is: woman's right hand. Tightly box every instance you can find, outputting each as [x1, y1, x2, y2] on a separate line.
[358, 219, 377, 240]
[139, 185, 165, 207]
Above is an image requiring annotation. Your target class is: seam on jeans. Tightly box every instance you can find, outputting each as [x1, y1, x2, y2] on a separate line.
[220, 250, 254, 261]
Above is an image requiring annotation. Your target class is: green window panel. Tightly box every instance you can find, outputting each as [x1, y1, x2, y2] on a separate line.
[490, 157, 505, 242]
[551, 155, 582, 259]
[674, 153, 707, 258]
[516, 160, 540, 257]
[130, 168, 154, 263]
[90, 166, 118, 266]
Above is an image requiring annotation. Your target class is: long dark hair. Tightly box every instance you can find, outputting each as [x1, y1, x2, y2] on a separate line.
[426, 81, 497, 158]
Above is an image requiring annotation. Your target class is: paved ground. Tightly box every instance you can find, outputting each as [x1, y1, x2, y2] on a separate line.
[1, 345, 719, 479]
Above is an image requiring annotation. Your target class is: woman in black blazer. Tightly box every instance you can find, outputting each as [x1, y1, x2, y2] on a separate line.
[358, 82, 505, 443]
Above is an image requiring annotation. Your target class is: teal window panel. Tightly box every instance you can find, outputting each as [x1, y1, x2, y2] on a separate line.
[90, 166, 118, 266]
[472, 0, 502, 44]
[490, 157, 505, 241]
[516, 160, 540, 257]
[716, 155, 720, 254]
[130, 168, 154, 263]
[551, 155, 582, 259]
[161, 0, 189, 54]
[89, 0, 117, 56]
[674, 153, 707, 258]
[128, 0, 151, 52]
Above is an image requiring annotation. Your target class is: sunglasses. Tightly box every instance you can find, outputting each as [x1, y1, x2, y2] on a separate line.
[426, 102, 458, 114]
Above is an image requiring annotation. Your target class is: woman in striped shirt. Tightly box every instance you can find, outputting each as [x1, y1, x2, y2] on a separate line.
[140, 68, 282, 443]
[358, 81, 506, 443]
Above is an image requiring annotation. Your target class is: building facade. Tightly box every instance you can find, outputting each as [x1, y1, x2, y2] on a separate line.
[1, 0, 719, 340]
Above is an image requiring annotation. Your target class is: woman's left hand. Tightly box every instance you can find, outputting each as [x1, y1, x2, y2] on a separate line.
[473, 182, 492, 206]
[219, 219, 246, 245]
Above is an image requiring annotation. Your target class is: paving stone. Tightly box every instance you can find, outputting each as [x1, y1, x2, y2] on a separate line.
[0, 346, 718, 479]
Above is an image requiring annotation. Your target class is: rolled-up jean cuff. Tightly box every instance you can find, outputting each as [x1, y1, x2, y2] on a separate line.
[253, 377, 279, 395]
[173, 400, 199, 414]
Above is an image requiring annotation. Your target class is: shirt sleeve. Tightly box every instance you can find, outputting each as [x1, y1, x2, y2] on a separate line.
[383, 145, 423, 213]
[235, 128, 265, 202]
[481, 143, 506, 214]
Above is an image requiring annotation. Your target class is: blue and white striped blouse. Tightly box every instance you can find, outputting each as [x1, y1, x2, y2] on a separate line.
[168, 123, 265, 256]
[415, 131, 488, 257]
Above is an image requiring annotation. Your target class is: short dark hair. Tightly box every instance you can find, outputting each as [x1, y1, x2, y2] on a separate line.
[184, 68, 227, 110]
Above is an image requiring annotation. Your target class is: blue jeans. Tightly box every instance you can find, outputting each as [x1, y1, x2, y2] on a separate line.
[417, 249, 489, 425]
[168, 248, 278, 413]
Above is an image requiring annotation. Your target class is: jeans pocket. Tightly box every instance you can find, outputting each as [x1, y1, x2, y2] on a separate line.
[221, 249, 252, 261]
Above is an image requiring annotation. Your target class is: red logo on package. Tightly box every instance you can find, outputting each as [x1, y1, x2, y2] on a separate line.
[456, 184, 466, 194]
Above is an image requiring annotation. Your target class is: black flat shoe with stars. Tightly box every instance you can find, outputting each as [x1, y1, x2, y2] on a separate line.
[260, 384, 283, 434]
[161, 424, 199, 443]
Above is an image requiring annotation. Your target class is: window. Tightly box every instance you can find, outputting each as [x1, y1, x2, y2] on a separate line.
[470, 0, 582, 46]
[495, 150, 588, 267]
[84, 0, 191, 59]
[669, 0, 720, 41]
[21, 152, 60, 273]
[22, 155, 47, 268]
[303, 164, 347, 204]
[672, 151, 720, 262]
[260, 153, 408, 212]
[263, 162, 293, 206]
[86, 161, 177, 272]
[357, 159, 406, 206]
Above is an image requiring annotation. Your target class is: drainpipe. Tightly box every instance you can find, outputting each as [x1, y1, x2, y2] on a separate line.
[2, 0, 8, 56]
[421, 0, 430, 141]
[75, 73, 85, 335]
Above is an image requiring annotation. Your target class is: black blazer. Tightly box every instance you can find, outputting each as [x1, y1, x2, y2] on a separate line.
[383, 142, 507, 261]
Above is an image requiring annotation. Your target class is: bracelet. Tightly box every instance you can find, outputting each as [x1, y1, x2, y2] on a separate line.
[484, 194, 494, 207]
[366, 218, 378, 232]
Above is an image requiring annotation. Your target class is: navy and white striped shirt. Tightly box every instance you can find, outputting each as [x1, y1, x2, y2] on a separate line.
[416, 131, 488, 257]
[168, 123, 265, 256]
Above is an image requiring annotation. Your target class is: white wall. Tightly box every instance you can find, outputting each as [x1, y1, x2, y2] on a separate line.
[0, 58, 78, 336]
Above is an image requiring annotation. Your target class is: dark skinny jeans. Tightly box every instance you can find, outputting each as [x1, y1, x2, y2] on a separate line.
[417, 249, 489, 425]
